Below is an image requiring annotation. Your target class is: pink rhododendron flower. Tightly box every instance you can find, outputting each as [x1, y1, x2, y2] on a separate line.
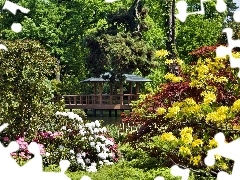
[3, 136, 9, 142]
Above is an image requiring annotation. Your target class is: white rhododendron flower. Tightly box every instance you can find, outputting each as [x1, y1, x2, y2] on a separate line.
[50, 111, 118, 172]
[90, 142, 95, 147]
[95, 120, 101, 127]
[96, 145, 101, 152]
[85, 158, 91, 164]
[101, 127, 107, 132]
[61, 126, 66, 130]
[86, 165, 97, 172]
[88, 136, 94, 141]
[59, 145, 64, 150]
[81, 152, 86, 158]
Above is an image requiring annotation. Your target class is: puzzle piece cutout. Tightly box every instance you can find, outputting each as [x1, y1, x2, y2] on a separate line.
[2, 0, 30, 33]
[105, 0, 119, 3]
[21, 141, 43, 173]
[80, 175, 92, 180]
[0, 124, 71, 180]
[0, 139, 20, 174]
[0, 1, 30, 51]
[233, 11, 240, 22]
[204, 132, 240, 180]
[154, 165, 190, 180]
[175, 0, 227, 22]
[216, 28, 240, 78]
[0, 124, 22, 176]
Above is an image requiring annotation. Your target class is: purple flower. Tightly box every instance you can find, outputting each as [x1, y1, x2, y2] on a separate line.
[3, 136, 9, 142]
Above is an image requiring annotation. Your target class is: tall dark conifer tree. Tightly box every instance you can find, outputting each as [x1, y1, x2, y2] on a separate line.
[85, 0, 156, 81]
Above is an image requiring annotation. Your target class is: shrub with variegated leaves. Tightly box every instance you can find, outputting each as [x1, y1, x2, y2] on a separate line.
[122, 47, 240, 177]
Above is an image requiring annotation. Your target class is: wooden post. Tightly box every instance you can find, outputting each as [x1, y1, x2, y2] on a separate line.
[84, 109, 88, 115]
[74, 96, 77, 105]
[100, 110, 103, 117]
[110, 95, 113, 104]
[99, 82, 103, 104]
[120, 81, 123, 105]
[93, 109, 96, 117]
[115, 110, 118, 117]
[109, 110, 112, 117]
[136, 82, 140, 100]
[136, 82, 140, 94]
[110, 83, 113, 104]
[94, 82, 97, 104]
[129, 82, 132, 94]
[94, 82, 97, 95]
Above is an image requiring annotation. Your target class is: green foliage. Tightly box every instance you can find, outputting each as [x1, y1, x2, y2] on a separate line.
[105, 124, 128, 144]
[72, 109, 87, 119]
[144, 0, 238, 63]
[54, 75, 92, 95]
[66, 161, 192, 180]
[0, 0, 236, 94]
[62, 142, 200, 179]
[142, 15, 165, 49]
[0, 0, 126, 94]
[122, 50, 240, 176]
[175, 0, 238, 62]
[0, 39, 62, 139]
[176, 15, 224, 62]
[143, 49, 168, 93]
[86, 32, 150, 77]
[85, 0, 156, 81]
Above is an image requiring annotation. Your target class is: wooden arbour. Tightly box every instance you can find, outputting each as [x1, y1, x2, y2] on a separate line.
[53, 73, 152, 116]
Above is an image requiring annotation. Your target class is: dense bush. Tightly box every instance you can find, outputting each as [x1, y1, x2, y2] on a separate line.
[0, 40, 62, 140]
[8, 111, 120, 172]
[137, 49, 168, 93]
[65, 162, 196, 180]
[122, 48, 240, 176]
[40, 111, 120, 172]
[0, 40, 120, 173]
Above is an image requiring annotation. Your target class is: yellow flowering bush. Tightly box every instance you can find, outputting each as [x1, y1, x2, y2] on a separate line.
[160, 132, 177, 142]
[123, 49, 240, 176]
[201, 91, 217, 105]
[156, 107, 166, 115]
[155, 49, 168, 58]
[164, 72, 183, 83]
[232, 99, 240, 112]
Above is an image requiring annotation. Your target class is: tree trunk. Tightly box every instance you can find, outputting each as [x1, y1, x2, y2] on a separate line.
[56, 59, 61, 81]
[166, 0, 179, 75]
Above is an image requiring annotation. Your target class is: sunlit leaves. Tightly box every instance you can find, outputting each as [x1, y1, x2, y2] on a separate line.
[0, 40, 61, 139]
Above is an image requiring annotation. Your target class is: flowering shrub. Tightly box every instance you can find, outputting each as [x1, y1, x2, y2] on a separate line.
[122, 48, 240, 176]
[0, 111, 119, 172]
[36, 111, 119, 172]
[7, 137, 45, 165]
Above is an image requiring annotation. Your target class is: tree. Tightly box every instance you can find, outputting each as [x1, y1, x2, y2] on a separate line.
[0, 0, 122, 94]
[144, 0, 238, 63]
[165, 0, 178, 75]
[85, 0, 156, 82]
[176, 0, 238, 62]
[0, 39, 62, 140]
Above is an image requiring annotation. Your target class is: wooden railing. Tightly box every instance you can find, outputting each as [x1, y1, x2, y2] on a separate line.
[53, 94, 139, 106]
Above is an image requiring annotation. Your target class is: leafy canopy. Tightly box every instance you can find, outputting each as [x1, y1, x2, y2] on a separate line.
[85, 0, 156, 81]
[0, 40, 62, 139]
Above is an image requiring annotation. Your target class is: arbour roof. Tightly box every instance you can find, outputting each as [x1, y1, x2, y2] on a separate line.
[81, 73, 152, 83]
